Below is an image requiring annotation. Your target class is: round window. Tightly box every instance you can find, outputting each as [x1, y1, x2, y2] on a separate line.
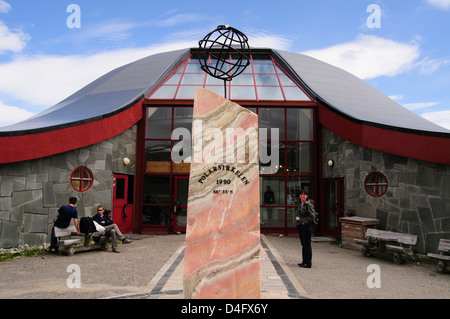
[70, 167, 94, 192]
[364, 172, 388, 197]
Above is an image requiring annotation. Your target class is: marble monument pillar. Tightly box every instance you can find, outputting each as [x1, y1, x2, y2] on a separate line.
[183, 88, 260, 299]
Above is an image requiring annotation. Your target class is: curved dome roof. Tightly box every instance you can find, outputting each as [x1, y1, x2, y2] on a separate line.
[0, 48, 449, 164]
[0, 48, 190, 135]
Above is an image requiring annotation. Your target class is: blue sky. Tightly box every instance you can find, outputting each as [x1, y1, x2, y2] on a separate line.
[0, 0, 449, 129]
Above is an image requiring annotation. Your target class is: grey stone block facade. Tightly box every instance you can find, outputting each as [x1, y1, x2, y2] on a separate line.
[0, 125, 136, 249]
[322, 127, 450, 253]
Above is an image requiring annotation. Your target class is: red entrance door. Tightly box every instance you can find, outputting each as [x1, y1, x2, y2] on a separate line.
[173, 176, 189, 233]
[323, 178, 345, 237]
[113, 174, 134, 233]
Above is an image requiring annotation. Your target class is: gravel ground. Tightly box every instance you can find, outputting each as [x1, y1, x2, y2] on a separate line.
[0, 234, 185, 299]
[0, 233, 448, 299]
[266, 235, 450, 299]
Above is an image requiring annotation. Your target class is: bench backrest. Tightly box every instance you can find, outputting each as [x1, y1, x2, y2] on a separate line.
[438, 239, 450, 252]
[54, 225, 77, 237]
[365, 228, 418, 245]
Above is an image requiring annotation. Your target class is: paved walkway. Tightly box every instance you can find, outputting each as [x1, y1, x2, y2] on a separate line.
[109, 235, 308, 299]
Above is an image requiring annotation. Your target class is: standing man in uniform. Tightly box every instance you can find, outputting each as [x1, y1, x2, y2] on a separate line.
[295, 189, 317, 268]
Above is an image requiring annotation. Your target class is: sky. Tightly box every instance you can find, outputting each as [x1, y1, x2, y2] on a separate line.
[0, 0, 449, 130]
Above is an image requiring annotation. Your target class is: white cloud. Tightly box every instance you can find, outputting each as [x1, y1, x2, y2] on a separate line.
[248, 31, 292, 50]
[426, 0, 450, 9]
[0, 20, 30, 54]
[0, 100, 34, 127]
[403, 101, 441, 110]
[421, 110, 450, 130]
[0, 40, 200, 113]
[0, 0, 11, 13]
[0, 30, 291, 110]
[301, 34, 420, 80]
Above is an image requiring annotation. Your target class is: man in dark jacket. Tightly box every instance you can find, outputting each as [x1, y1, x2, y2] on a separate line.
[93, 205, 132, 253]
[295, 189, 317, 268]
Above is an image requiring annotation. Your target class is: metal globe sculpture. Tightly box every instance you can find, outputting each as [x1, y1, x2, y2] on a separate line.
[198, 25, 251, 87]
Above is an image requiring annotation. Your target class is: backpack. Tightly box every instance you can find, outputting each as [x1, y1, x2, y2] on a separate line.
[79, 217, 97, 234]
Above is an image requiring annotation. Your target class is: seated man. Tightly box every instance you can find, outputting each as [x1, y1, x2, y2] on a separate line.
[93, 205, 132, 253]
[50, 197, 81, 252]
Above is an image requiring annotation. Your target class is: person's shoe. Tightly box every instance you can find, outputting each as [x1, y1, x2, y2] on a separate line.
[122, 238, 132, 244]
[112, 247, 120, 253]
[298, 263, 311, 268]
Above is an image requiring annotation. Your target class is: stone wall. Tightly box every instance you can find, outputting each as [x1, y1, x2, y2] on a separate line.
[322, 127, 450, 253]
[0, 125, 136, 248]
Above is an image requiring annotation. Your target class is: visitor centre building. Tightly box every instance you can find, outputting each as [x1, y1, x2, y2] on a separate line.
[1, 48, 449, 253]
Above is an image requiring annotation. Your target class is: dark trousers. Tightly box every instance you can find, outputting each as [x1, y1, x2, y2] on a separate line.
[297, 224, 313, 266]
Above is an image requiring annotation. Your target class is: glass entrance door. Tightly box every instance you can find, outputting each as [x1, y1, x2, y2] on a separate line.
[323, 178, 344, 237]
[173, 176, 189, 233]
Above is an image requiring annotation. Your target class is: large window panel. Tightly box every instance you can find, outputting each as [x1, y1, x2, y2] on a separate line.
[143, 175, 171, 205]
[287, 177, 314, 206]
[256, 86, 283, 100]
[142, 205, 170, 225]
[260, 176, 285, 206]
[146, 107, 172, 139]
[259, 108, 285, 140]
[286, 142, 313, 175]
[173, 107, 193, 134]
[259, 141, 285, 175]
[145, 140, 172, 173]
[286, 109, 313, 141]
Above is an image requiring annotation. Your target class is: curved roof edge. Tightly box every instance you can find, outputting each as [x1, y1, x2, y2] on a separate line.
[273, 49, 450, 137]
[0, 48, 191, 136]
[272, 49, 450, 165]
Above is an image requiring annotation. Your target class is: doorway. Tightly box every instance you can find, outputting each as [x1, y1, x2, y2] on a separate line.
[322, 177, 344, 237]
[113, 174, 134, 233]
[173, 176, 189, 233]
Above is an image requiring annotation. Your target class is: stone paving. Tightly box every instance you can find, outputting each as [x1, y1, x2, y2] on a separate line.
[109, 235, 308, 299]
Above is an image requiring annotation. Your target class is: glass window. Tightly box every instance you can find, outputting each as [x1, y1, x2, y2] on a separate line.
[260, 176, 285, 206]
[230, 85, 256, 100]
[259, 108, 285, 139]
[145, 141, 172, 173]
[146, 108, 172, 139]
[254, 74, 279, 86]
[259, 141, 285, 175]
[365, 172, 388, 197]
[148, 53, 312, 102]
[164, 73, 182, 85]
[286, 142, 313, 175]
[173, 107, 193, 134]
[175, 85, 197, 99]
[286, 109, 313, 140]
[252, 63, 275, 73]
[287, 177, 314, 206]
[181, 73, 205, 85]
[283, 87, 310, 101]
[70, 167, 93, 192]
[256, 86, 283, 100]
[143, 175, 170, 205]
[142, 205, 170, 225]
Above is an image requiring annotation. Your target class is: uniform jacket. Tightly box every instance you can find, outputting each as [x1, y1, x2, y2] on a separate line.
[295, 201, 317, 226]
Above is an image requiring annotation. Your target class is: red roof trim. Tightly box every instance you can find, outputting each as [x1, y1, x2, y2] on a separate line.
[0, 99, 144, 164]
[318, 104, 450, 165]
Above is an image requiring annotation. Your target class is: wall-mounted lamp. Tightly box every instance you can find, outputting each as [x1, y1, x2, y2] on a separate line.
[327, 160, 334, 167]
[123, 157, 131, 166]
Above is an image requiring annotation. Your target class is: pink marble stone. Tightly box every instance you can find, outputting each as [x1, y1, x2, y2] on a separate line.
[183, 88, 260, 299]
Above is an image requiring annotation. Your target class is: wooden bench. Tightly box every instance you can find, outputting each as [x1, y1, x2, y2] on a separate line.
[354, 228, 418, 264]
[427, 239, 450, 273]
[54, 225, 108, 256]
